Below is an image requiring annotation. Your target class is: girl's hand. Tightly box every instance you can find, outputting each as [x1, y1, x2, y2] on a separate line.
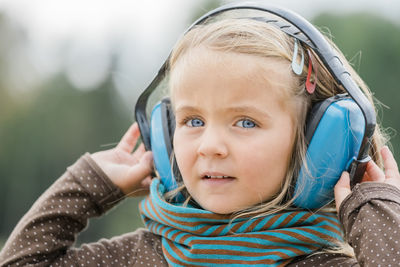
[91, 123, 153, 197]
[334, 146, 400, 213]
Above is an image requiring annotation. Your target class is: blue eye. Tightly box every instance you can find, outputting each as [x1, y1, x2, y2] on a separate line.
[236, 119, 256, 128]
[186, 118, 204, 127]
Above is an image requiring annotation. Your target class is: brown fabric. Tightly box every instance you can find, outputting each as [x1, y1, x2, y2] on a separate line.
[0, 154, 167, 267]
[338, 182, 400, 266]
[1, 154, 400, 266]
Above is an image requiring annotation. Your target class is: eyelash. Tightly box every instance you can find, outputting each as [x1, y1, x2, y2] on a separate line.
[235, 118, 259, 129]
[180, 116, 259, 129]
[181, 116, 204, 127]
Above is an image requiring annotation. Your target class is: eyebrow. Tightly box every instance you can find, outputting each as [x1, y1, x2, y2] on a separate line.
[174, 106, 201, 115]
[174, 105, 271, 118]
[225, 106, 272, 118]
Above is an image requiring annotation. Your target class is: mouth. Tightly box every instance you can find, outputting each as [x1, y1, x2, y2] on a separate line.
[203, 175, 233, 179]
[201, 172, 235, 180]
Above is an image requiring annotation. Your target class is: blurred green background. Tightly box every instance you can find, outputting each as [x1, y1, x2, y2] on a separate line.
[0, 0, 399, 249]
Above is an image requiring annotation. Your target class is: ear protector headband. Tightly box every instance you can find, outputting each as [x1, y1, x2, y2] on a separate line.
[134, 1, 376, 209]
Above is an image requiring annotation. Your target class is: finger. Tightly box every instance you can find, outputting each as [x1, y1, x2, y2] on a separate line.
[127, 151, 154, 183]
[334, 171, 352, 213]
[361, 171, 373, 182]
[365, 160, 385, 182]
[117, 123, 140, 153]
[141, 176, 152, 188]
[132, 143, 146, 159]
[381, 146, 400, 180]
[126, 144, 145, 165]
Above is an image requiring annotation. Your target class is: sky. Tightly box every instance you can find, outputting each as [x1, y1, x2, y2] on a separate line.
[0, 0, 399, 105]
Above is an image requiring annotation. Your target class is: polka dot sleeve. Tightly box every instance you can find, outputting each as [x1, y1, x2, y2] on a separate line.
[339, 182, 400, 266]
[288, 252, 358, 266]
[0, 153, 168, 266]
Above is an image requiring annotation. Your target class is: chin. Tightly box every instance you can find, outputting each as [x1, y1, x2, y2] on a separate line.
[199, 202, 241, 215]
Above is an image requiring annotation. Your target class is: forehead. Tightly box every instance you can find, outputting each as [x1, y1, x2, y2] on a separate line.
[170, 47, 296, 108]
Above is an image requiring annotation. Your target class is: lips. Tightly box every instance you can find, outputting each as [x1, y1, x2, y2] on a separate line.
[201, 172, 235, 180]
[203, 175, 231, 179]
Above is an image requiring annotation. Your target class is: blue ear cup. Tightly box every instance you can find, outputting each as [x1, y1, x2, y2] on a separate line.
[150, 99, 178, 192]
[150, 98, 185, 202]
[292, 95, 365, 209]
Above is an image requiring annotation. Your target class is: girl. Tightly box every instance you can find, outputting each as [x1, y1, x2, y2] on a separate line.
[1, 3, 400, 266]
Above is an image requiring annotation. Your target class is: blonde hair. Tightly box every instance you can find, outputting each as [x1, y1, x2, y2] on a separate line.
[166, 19, 387, 255]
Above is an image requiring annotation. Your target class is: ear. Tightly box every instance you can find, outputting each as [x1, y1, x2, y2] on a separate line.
[292, 95, 365, 209]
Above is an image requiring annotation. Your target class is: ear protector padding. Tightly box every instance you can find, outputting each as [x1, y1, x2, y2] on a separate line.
[292, 95, 365, 209]
[150, 98, 179, 193]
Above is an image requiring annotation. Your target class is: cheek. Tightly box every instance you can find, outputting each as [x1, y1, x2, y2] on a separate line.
[173, 132, 193, 175]
[237, 149, 290, 200]
[237, 130, 294, 184]
[173, 134, 184, 168]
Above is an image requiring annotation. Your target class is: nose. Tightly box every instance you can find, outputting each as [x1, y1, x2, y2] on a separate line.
[197, 126, 228, 158]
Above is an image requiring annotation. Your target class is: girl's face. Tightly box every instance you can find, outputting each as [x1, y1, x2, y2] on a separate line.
[172, 48, 296, 214]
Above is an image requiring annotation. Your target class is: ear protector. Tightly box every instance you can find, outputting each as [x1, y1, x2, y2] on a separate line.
[135, 2, 376, 209]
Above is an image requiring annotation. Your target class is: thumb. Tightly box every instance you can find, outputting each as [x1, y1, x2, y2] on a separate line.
[334, 171, 352, 213]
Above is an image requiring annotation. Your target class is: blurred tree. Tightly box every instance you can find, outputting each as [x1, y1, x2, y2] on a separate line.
[191, 0, 223, 21]
[0, 14, 18, 120]
[0, 13, 27, 245]
[0, 71, 146, 244]
[313, 13, 400, 161]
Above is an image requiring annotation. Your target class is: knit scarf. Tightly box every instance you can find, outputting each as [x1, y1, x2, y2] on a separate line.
[139, 178, 343, 266]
